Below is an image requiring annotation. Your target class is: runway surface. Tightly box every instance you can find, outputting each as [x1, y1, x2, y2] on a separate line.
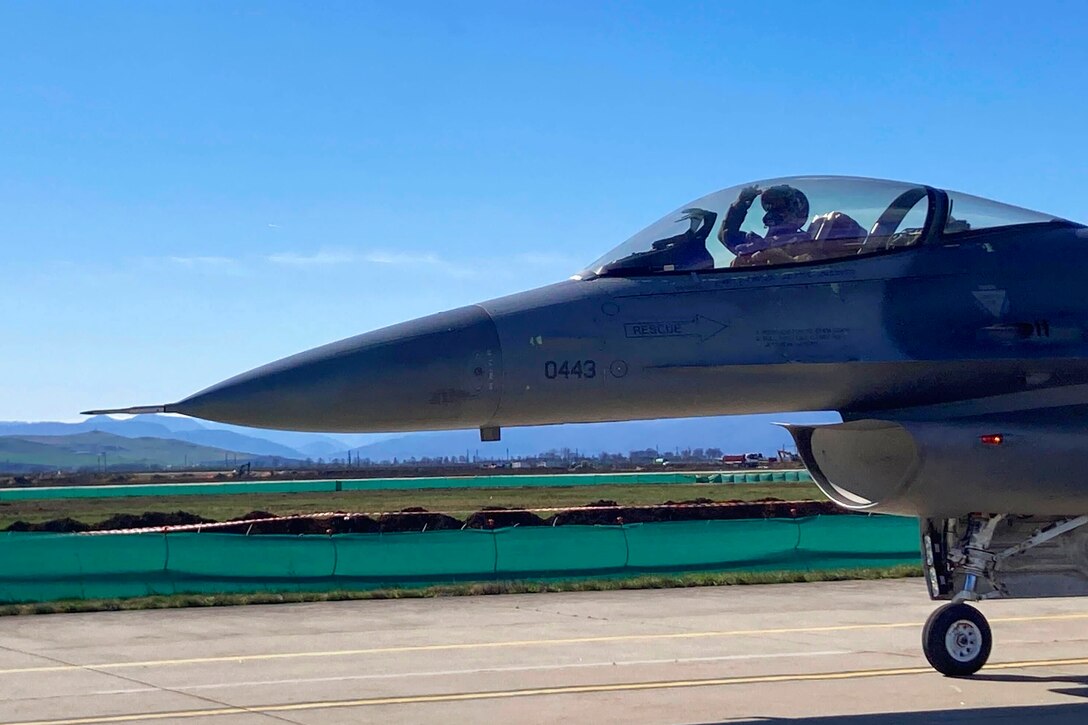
[3, 578, 1088, 724]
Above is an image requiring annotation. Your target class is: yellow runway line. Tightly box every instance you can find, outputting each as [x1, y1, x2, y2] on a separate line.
[3, 611, 1087, 676]
[9, 655, 1088, 725]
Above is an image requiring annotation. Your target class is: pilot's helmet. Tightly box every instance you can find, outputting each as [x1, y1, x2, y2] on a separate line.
[761, 185, 810, 230]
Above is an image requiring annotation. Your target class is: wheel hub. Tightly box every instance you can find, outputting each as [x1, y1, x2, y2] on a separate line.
[945, 619, 983, 662]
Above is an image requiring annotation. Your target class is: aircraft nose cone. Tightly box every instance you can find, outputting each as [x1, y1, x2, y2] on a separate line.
[171, 306, 502, 432]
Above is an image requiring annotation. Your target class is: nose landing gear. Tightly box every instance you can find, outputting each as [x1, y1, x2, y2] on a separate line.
[920, 513, 1088, 676]
[922, 602, 992, 676]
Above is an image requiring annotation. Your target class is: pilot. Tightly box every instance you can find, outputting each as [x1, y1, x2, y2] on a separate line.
[718, 185, 812, 265]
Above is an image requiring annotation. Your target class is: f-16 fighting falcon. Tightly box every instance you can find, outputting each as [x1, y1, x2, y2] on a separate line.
[87, 175, 1088, 677]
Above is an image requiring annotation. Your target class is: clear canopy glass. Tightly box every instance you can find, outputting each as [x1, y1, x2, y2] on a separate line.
[580, 176, 1072, 278]
[944, 191, 1061, 234]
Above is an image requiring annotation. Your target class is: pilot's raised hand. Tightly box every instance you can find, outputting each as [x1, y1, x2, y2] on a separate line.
[675, 207, 711, 224]
[737, 185, 761, 207]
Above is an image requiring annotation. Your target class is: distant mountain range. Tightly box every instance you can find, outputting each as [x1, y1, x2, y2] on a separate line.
[0, 431, 271, 473]
[0, 416, 377, 461]
[0, 411, 839, 471]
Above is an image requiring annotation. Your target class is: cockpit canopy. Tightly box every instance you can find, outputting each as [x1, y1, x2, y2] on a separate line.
[582, 176, 1071, 278]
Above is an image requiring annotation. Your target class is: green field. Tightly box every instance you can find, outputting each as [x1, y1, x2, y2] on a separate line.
[0, 482, 825, 528]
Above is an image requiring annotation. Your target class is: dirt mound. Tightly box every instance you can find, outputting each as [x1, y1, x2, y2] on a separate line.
[324, 515, 382, 534]
[3, 499, 847, 535]
[547, 498, 841, 526]
[6, 517, 91, 533]
[547, 500, 625, 526]
[219, 511, 331, 535]
[464, 506, 547, 529]
[217, 509, 456, 534]
[375, 507, 462, 533]
[96, 511, 215, 530]
[227, 518, 331, 535]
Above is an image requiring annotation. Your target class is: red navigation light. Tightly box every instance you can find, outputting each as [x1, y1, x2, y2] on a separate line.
[980, 434, 1004, 446]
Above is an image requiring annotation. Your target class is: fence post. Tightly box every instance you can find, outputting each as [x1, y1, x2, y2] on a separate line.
[330, 535, 339, 579]
[619, 522, 631, 571]
[793, 517, 805, 551]
[162, 532, 170, 573]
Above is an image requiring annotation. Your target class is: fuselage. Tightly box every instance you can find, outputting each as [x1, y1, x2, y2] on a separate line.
[164, 221, 1088, 434]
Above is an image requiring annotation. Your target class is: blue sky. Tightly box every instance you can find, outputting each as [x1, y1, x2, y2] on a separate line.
[2, 1, 1086, 421]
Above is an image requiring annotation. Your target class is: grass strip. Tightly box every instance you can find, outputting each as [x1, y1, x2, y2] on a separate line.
[0, 564, 921, 616]
[0, 482, 824, 529]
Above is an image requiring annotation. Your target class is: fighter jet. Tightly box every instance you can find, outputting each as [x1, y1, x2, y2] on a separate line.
[87, 175, 1088, 677]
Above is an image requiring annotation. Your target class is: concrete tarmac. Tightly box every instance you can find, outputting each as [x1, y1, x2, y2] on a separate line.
[2, 578, 1088, 724]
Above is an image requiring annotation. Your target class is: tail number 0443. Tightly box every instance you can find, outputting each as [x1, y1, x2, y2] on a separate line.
[544, 360, 597, 380]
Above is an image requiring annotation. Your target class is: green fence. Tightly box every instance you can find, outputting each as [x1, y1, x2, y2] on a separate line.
[0, 515, 918, 604]
[0, 470, 814, 501]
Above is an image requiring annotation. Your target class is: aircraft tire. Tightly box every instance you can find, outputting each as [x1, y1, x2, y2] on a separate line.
[922, 602, 992, 677]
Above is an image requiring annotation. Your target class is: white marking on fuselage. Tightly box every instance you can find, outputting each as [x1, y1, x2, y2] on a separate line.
[973, 288, 1008, 318]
